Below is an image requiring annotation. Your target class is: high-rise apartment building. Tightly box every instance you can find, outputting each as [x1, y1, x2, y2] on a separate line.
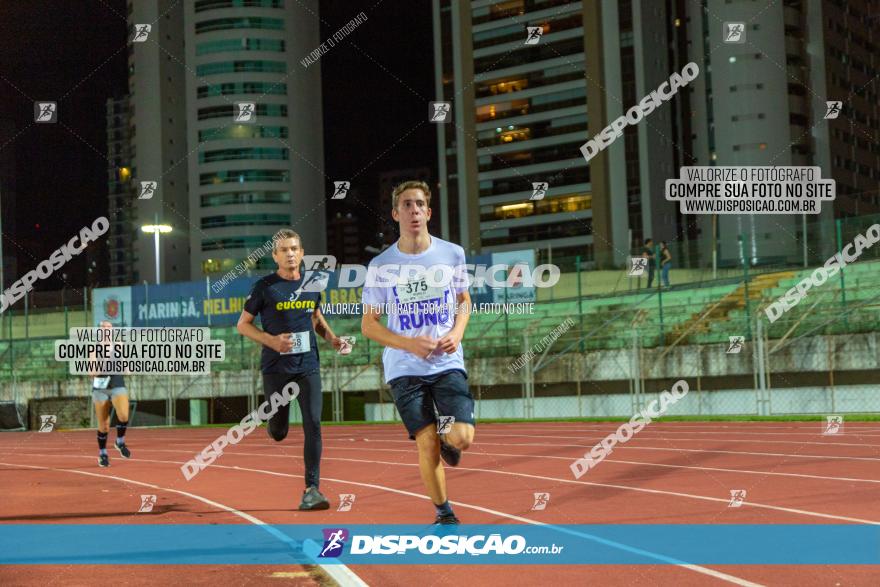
[124, 0, 325, 283]
[683, 0, 880, 263]
[433, 0, 677, 267]
[435, 0, 880, 267]
[106, 97, 136, 286]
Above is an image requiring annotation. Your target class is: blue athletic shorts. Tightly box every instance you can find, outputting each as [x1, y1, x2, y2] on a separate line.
[387, 369, 475, 440]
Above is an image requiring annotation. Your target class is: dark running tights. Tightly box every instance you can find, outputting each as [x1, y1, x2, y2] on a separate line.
[262, 371, 323, 489]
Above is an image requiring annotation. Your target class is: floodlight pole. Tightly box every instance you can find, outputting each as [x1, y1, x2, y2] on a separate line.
[153, 213, 161, 285]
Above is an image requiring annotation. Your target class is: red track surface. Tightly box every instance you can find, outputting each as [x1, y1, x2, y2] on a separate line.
[2, 421, 880, 586]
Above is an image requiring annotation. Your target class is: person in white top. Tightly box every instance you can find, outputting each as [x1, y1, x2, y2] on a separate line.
[88, 321, 131, 467]
[361, 180, 475, 525]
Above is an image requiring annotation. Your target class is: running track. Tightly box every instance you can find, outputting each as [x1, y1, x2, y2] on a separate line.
[2, 421, 879, 586]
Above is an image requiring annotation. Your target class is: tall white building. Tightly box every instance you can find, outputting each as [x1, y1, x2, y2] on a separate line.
[684, 0, 880, 264]
[126, 0, 325, 283]
[433, 0, 679, 268]
[434, 0, 880, 269]
[106, 96, 135, 286]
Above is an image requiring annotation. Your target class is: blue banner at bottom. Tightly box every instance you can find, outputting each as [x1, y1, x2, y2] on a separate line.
[1, 524, 878, 565]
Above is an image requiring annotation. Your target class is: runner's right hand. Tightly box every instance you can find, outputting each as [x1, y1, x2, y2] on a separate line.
[407, 335, 439, 359]
[271, 333, 294, 353]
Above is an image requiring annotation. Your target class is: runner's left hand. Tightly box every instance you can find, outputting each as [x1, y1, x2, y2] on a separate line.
[437, 332, 462, 354]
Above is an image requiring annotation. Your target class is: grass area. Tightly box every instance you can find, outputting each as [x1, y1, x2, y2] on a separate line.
[473, 414, 880, 422]
[327, 415, 880, 423]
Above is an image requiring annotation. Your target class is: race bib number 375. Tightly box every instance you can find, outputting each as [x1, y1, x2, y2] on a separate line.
[397, 276, 445, 304]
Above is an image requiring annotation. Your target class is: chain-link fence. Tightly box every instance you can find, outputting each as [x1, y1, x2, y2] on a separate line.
[3, 215, 880, 426]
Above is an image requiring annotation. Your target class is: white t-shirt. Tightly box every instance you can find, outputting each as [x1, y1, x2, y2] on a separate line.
[362, 236, 468, 382]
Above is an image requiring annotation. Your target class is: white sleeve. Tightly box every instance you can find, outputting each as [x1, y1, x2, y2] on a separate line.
[361, 261, 388, 309]
[452, 245, 469, 294]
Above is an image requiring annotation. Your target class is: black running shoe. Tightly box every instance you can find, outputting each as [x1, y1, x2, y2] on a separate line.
[115, 442, 131, 459]
[98, 454, 109, 467]
[439, 437, 461, 467]
[298, 486, 330, 511]
[434, 513, 460, 525]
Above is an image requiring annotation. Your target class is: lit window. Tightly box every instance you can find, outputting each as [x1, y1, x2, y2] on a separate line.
[488, 78, 528, 95]
[496, 202, 534, 219]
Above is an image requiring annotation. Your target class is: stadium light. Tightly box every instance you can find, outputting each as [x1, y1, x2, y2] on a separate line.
[141, 224, 172, 233]
[141, 222, 172, 285]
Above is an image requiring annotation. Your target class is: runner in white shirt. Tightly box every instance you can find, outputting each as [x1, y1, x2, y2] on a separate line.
[361, 180, 475, 525]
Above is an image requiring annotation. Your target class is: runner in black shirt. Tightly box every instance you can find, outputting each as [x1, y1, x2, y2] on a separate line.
[237, 229, 346, 511]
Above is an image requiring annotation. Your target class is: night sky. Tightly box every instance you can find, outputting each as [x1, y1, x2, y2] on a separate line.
[0, 0, 435, 289]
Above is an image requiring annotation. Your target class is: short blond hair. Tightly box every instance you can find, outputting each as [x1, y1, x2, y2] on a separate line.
[391, 180, 432, 210]
[272, 229, 302, 252]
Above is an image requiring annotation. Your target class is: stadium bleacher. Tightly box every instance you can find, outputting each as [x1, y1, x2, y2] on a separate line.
[2, 260, 879, 382]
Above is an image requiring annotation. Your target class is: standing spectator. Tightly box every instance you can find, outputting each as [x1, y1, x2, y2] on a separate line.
[660, 241, 673, 288]
[641, 238, 655, 288]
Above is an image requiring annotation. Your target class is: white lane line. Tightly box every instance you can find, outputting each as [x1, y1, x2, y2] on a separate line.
[159, 434, 880, 452]
[498, 425, 880, 437]
[336, 437, 880, 463]
[28, 448, 876, 526]
[522, 424, 880, 431]
[146, 438, 880, 462]
[2, 453, 761, 587]
[315, 430, 880, 448]
[310, 455, 880, 526]
[134, 438, 880, 484]
[0, 461, 367, 587]
[206, 443, 880, 485]
[24, 425, 880, 442]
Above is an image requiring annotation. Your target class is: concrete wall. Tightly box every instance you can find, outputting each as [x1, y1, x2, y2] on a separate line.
[367, 384, 878, 421]
[4, 331, 878, 427]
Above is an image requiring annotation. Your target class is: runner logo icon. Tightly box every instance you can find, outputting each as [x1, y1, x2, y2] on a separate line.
[728, 489, 746, 507]
[437, 415, 455, 434]
[530, 182, 548, 200]
[139, 495, 157, 512]
[38, 415, 57, 432]
[531, 493, 550, 511]
[337, 494, 356, 512]
[525, 26, 543, 45]
[727, 336, 744, 354]
[629, 257, 647, 276]
[319, 528, 349, 558]
[132, 24, 151, 42]
[823, 415, 844, 435]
